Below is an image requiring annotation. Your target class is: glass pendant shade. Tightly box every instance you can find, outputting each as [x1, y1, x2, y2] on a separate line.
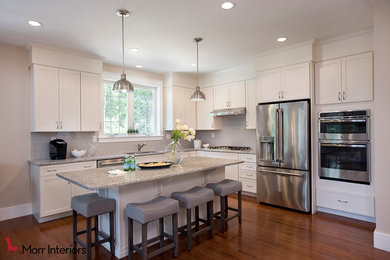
[112, 74, 134, 93]
[191, 86, 206, 101]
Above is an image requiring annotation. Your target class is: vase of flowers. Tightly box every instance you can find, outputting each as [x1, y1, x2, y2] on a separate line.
[164, 119, 196, 164]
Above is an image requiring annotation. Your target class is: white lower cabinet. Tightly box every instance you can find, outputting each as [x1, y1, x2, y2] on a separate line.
[238, 154, 257, 195]
[204, 152, 239, 181]
[183, 151, 198, 157]
[317, 188, 375, 217]
[31, 161, 96, 222]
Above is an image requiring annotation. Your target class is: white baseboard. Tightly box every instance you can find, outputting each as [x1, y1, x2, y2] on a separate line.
[374, 230, 390, 252]
[0, 203, 32, 221]
[317, 206, 376, 223]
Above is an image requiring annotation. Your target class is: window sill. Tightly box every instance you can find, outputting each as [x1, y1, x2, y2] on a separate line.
[98, 135, 164, 143]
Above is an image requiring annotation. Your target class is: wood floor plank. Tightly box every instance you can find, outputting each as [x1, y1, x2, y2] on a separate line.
[0, 196, 389, 259]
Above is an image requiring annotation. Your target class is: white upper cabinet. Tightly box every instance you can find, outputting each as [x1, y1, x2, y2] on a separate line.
[59, 69, 80, 131]
[245, 78, 257, 129]
[315, 52, 373, 105]
[196, 87, 221, 130]
[214, 81, 246, 109]
[81, 72, 102, 131]
[257, 62, 311, 103]
[31, 64, 59, 131]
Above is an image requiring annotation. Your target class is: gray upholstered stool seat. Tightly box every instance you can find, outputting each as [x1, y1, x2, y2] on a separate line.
[71, 193, 115, 218]
[206, 179, 242, 233]
[71, 193, 116, 260]
[206, 179, 242, 197]
[171, 186, 214, 251]
[126, 196, 179, 260]
[126, 196, 179, 224]
[171, 186, 214, 209]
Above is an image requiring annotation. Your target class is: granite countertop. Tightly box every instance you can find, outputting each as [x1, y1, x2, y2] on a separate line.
[29, 148, 255, 166]
[56, 157, 244, 190]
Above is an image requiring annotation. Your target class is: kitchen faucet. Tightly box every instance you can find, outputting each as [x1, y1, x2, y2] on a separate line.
[137, 143, 147, 152]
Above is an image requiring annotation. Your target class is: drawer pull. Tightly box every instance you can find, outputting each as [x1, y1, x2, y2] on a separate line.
[338, 200, 348, 204]
[246, 174, 254, 177]
[83, 165, 92, 168]
[246, 185, 254, 188]
[47, 169, 57, 173]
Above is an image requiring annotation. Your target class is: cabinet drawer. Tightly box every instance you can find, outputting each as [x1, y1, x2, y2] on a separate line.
[239, 162, 256, 171]
[240, 178, 256, 193]
[197, 151, 206, 157]
[239, 154, 256, 163]
[317, 189, 375, 217]
[42, 161, 96, 176]
[205, 152, 238, 160]
[239, 170, 256, 180]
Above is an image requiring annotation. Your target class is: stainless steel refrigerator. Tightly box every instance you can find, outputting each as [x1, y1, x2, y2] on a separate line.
[256, 99, 311, 212]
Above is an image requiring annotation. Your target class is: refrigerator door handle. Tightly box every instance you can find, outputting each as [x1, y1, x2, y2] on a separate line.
[260, 169, 305, 177]
[275, 108, 279, 162]
[279, 108, 284, 163]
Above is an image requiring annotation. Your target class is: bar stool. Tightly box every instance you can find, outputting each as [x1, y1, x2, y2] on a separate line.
[71, 193, 116, 260]
[206, 179, 242, 233]
[171, 186, 214, 251]
[126, 196, 179, 260]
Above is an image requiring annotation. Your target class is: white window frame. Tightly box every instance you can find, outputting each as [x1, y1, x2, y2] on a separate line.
[99, 71, 163, 143]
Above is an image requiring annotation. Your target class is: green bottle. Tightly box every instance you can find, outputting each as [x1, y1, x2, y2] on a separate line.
[124, 156, 131, 171]
[130, 155, 136, 171]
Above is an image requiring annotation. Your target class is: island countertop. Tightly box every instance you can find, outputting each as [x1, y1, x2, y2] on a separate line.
[56, 157, 243, 190]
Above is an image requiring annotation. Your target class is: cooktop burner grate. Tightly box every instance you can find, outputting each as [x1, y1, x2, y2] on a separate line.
[208, 146, 251, 151]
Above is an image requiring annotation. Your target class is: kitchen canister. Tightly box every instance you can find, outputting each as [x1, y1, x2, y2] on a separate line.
[194, 139, 202, 149]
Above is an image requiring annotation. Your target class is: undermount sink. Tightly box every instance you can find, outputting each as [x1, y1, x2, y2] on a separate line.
[130, 150, 165, 156]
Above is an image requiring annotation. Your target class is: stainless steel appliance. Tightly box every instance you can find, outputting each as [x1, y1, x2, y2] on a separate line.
[318, 110, 370, 184]
[97, 158, 125, 168]
[256, 99, 311, 212]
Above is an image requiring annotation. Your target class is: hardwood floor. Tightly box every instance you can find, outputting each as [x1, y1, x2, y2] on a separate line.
[1, 196, 389, 259]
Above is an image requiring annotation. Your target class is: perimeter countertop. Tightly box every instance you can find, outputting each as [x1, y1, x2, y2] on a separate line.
[56, 157, 244, 190]
[29, 148, 255, 166]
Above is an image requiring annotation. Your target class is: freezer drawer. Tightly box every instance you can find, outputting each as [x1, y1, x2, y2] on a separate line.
[257, 166, 310, 212]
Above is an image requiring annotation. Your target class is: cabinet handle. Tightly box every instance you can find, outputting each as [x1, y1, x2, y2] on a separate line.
[99, 122, 102, 130]
[338, 92, 341, 101]
[342, 91, 346, 100]
[279, 91, 281, 99]
[56, 121, 59, 130]
[246, 174, 253, 177]
[337, 199, 348, 204]
[246, 121, 248, 127]
[47, 169, 57, 173]
[282, 91, 284, 99]
[83, 165, 92, 168]
[211, 122, 214, 128]
[246, 184, 254, 188]
[60, 121, 63, 130]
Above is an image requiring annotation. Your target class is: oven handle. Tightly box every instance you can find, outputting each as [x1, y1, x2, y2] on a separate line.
[319, 119, 367, 123]
[320, 143, 367, 148]
[259, 169, 305, 177]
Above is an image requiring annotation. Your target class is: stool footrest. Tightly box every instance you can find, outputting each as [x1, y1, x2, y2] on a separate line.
[228, 207, 239, 212]
[134, 233, 173, 248]
[149, 243, 176, 259]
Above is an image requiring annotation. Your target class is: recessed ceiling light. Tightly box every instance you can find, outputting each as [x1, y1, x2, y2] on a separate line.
[277, 37, 287, 42]
[28, 20, 42, 27]
[192, 63, 197, 67]
[130, 48, 139, 52]
[135, 65, 143, 68]
[221, 2, 234, 10]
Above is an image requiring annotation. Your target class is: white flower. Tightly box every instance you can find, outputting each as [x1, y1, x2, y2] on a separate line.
[182, 124, 188, 130]
[175, 119, 181, 124]
[177, 125, 184, 130]
[189, 128, 196, 136]
[186, 136, 192, 141]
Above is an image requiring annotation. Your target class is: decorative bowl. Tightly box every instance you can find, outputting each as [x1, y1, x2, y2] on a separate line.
[71, 149, 86, 158]
[202, 144, 210, 148]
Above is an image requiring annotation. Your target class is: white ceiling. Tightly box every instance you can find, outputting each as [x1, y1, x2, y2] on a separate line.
[0, 0, 372, 74]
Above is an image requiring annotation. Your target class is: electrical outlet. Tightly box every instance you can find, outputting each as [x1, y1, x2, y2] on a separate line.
[211, 132, 215, 139]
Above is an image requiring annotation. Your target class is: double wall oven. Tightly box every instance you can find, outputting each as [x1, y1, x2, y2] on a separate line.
[318, 110, 370, 184]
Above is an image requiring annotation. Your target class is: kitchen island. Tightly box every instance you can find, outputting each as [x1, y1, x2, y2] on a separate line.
[57, 157, 243, 258]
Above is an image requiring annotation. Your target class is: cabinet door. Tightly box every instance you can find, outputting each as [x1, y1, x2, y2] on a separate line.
[196, 87, 215, 130]
[204, 152, 239, 180]
[245, 79, 257, 129]
[214, 84, 229, 109]
[315, 59, 342, 105]
[229, 81, 246, 108]
[183, 88, 197, 129]
[172, 87, 185, 125]
[81, 72, 102, 131]
[40, 174, 71, 217]
[257, 68, 282, 103]
[282, 63, 310, 100]
[59, 69, 80, 131]
[31, 65, 59, 131]
[342, 52, 373, 103]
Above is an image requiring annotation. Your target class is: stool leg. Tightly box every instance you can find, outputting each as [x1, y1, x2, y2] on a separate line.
[141, 223, 148, 260]
[207, 201, 214, 238]
[159, 217, 164, 248]
[238, 191, 242, 225]
[86, 217, 92, 260]
[109, 211, 115, 254]
[128, 218, 133, 260]
[220, 196, 226, 233]
[72, 210, 77, 250]
[225, 196, 229, 218]
[172, 213, 179, 258]
[195, 206, 199, 231]
[94, 215, 99, 242]
[186, 208, 192, 251]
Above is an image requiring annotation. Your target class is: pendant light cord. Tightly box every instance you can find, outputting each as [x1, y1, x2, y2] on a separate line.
[121, 13, 125, 75]
[196, 40, 199, 88]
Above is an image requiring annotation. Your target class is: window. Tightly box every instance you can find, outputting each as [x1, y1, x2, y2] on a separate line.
[103, 80, 158, 136]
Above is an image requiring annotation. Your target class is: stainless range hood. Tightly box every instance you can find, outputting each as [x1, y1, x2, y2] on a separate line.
[209, 107, 246, 116]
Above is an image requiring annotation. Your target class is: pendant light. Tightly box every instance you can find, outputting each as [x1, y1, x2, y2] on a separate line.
[112, 9, 134, 93]
[191, 38, 206, 101]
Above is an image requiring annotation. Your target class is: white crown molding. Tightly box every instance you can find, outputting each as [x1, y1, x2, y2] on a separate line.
[313, 29, 373, 46]
[0, 203, 32, 221]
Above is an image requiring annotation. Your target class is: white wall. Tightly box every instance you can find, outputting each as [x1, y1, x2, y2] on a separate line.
[372, 0, 390, 252]
[0, 43, 31, 209]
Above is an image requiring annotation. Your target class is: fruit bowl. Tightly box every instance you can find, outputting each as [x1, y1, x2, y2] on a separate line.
[71, 149, 86, 158]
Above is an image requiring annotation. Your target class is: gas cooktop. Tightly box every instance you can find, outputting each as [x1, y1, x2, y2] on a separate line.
[208, 146, 251, 151]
